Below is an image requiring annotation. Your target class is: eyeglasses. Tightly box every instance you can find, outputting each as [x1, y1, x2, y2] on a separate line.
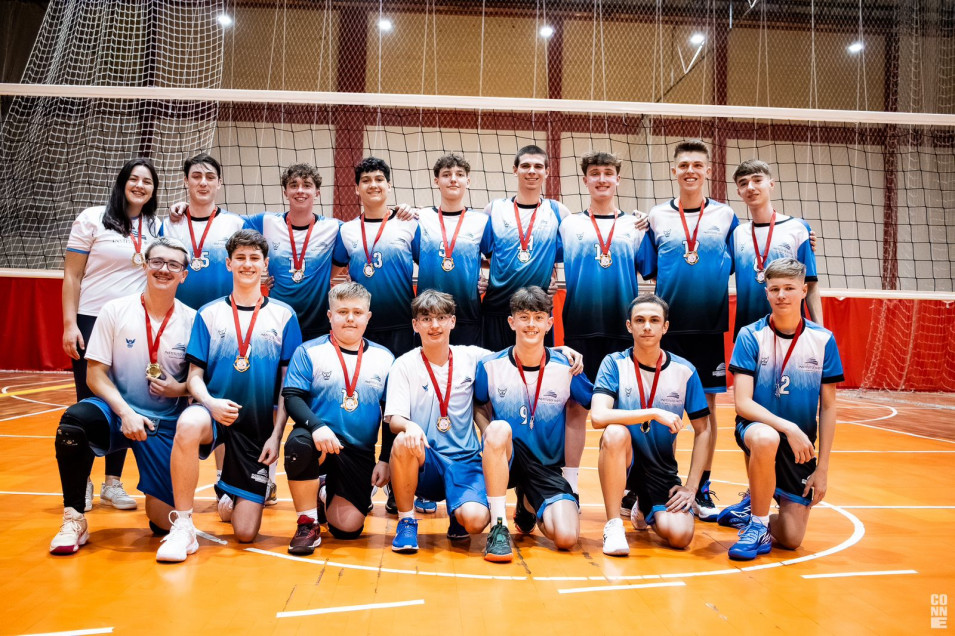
[146, 257, 185, 273]
[415, 314, 452, 325]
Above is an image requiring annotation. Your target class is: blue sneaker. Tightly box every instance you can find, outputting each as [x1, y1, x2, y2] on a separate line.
[728, 518, 772, 561]
[392, 518, 419, 553]
[717, 492, 752, 529]
[414, 497, 437, 514]
[692, 481, 719, 522]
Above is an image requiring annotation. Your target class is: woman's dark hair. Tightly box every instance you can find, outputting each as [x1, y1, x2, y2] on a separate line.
[102, 158, 160, 237]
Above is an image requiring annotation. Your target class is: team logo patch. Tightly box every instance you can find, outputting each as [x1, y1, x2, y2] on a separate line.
[576, 232, 584, 241]
[625, 387, 633, 397]
[168, 343, 187, 359]
[261, 328, 281, 345]
[321, 370, 332, 381]
[351, 241, 359, 249]
[421, 383, 430, 392]
[217, 328, 227, 340]
[271, 241, 280, 252]
[251, 467, 269, 484]
[125, 338, 136, 349]
[497, 387, 507, 398]
[760, 355, 770, 366]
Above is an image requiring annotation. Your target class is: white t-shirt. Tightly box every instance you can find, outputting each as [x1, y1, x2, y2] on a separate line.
[85, 293, 196, 421]
[66, 206, 161, 316]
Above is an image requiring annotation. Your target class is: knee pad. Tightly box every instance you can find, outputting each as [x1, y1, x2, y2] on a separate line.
[284, 428, 321, 481]
[327, 522, 364, 541]
[55, 421, 88, 453]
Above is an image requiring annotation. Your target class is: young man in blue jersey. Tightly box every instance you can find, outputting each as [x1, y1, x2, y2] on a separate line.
[158, 230, 302, 562]
[412, 153, 492, 346]
[476, 286, 594, 562]
[280, 282, 395, 554]
[642, 139, 739, 523]
[334, 157, 418, 357]
[50, 238, 196, 554]
[385, 290, 492, 552]
[591, 294, 712, 556]
[725, 258, 842, 560]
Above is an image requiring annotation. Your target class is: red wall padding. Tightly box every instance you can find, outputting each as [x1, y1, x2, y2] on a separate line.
[2, 276, 953, 391]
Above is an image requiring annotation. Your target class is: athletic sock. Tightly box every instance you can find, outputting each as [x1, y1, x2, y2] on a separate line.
[700, 470, 711, 487]
[174, 509, 194, 521]
[268, 462, 277, 481]
[319, 484, 327, 505]
[755, 514, 769, 526]
[298, 508, 318, 523]
[398, 509, 415, 521]
[216, 470, 222, 481]
[561, 467, 580, 493]
[488, 496, 507, 523]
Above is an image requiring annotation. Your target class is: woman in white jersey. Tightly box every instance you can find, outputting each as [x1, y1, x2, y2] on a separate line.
[61, 158, 162, 512]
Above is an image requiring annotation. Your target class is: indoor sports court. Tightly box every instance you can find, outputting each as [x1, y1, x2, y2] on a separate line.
[1, 0, 953, 634]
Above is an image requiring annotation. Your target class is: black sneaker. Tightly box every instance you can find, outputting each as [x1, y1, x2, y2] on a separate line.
[693, 481, 719, 522]
[620, 490, 637, 518]
[483, 519, 513, 563]
[384, 484, 398, 515]
[513, 487, 536, 535]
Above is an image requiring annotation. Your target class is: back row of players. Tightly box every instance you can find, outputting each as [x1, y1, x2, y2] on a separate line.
[53, 141, 839, 563]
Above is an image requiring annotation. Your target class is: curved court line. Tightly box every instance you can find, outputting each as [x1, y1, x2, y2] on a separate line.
[0, 406, 67, 422]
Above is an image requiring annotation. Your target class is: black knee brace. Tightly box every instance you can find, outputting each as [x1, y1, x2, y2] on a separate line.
[284, 427, 321, 481]
[327, 522, 364, 541]
[55, 421, 89, 454]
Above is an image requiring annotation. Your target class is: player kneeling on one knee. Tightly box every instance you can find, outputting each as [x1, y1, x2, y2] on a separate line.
[51, 238, 196, 555]
[280, 282, 395, 555]
[727, 258, 843, 560]
[474, 286, 593, 562]
[590, 294, 712, 556]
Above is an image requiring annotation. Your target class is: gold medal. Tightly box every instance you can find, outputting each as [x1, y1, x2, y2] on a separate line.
[132, 252, 145, 266]
[598, 252, 613, 268]
[441, 256, 455, 272]
[363, 262, 375, 277]
[145, 363, 162, 379]
[517, 249, 531, 263]
[342, 394, 359, 412]
[684, 250, 699, 265]
[233, 355, 251, 372]
[436, 416, 452, 432]
[292, 269, 305, 283]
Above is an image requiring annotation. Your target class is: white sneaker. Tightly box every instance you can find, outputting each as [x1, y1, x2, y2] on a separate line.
[101, 481, 137, 510]
[50, 507, 89, 554]
[602, 518, 630, 557]
[156, 512, 198, 562]
[217, 492, 234, 522]
[630, 499, 649, 531]
[84, 479, 93, 512]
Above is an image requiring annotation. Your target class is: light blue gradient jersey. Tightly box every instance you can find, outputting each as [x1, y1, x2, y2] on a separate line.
[162, 208, 246, 310]
[646, 198, 739, 333]
[186, 297, 302, 443]
[384, 345, 490, 462]
[243, 212, 342, 338]
[412, 207, 492, 326]
[482, 198, 562, 316]
[732, 215, 817, 335]
[333, 211, 417, 331]
[730, 317, 843, 441]
[594, 349, 710, 474]
[558, 211, 654, 339]
[282, 336, 394, 452]
[84, 294, 196, 421]
[474, 348, 594, 467]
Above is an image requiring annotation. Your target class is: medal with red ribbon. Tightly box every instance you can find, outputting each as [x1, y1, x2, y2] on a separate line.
[513, 200, 540, 264]
[141, 294, 175, 380]
[287, 213, 315, 283]
[421, 349, 454, 432]
[331, 333, 362, 411]
[589, 210, 618, 269]
[515, 349, 547, 430]
[130, 215, 145, 266]
[230, 295, 262, 372]
[770, 316, 805, 398]
[751, 210, 777, 284]
[360, 212, 389, 278]
[187, 206, 218, 271]
[634, 350, 665, 433]
[678, 199, 705, 265]
[438, 208, 466, 272]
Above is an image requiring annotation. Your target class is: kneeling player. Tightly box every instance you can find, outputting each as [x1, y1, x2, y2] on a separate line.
[158, 230, 302, 562]
[281, 282, 395, 554]
[726, 258, 842, 560]
[592, 294, 711, 556]
[476, 286, 594, 562]
[51, 238, 196, 554]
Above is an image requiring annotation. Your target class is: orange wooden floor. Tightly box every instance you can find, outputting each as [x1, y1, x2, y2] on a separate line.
[1, 370, 953, 635]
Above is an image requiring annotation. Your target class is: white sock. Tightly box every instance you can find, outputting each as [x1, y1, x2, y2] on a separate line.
[298, 508, 318, 523]
[398, 509, 415, 520]
[562, 467, 579, 493]
[269, 463, 277, 481]
[216, 470, 222, 481]
[319, 485, 327, 505]
[756, 514, 770, 526]
[488, 496, 507, 523]
[174, 509, 194, 521]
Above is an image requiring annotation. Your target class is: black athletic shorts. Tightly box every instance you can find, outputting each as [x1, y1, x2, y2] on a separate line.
[660, 331, 726, 393]
[507, 438, 576, 520]
[564, 335, 632, 383]
[366, 325, 415, 357]
[626, 436, 682, 526]
[482, 313, 554, 353]
[201, 420, 270, 505]
[735, 419, 814, 506]
[322, 445, 377, 519]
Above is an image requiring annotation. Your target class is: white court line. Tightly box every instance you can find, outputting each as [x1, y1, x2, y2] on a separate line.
[842, 421, 955, 445]
[277, 599, 424, 619]
[0, 406, 66, 421]
[5, 394, 69, 408]
[558, 580, 686, 595]
[19, 629, 113, 636]
[802, 569, 917, 579]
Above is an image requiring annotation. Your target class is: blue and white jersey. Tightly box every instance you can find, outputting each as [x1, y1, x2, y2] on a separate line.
[482, 198, 562, 316]
[732, 215, 818, 334]
[594, 349, 710, 474]
[162, 208, 246, 310]
[412, 207, 492, 326]
[282, 335, 394, 453]
[244, 212, 342, 338]
[475, 348, 594, 467]
[384, 345, 490, 462]
[85, 294, 196, 422]
[559, 211, 654, 340]
[187, 297, 302, 443]
[730, 317, 843, 441]
[333, 212, 417, 331]
[646, 198, 739, 333]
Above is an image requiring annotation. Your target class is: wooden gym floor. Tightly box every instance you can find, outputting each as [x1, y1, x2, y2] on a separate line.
[1, 371, 953, 635]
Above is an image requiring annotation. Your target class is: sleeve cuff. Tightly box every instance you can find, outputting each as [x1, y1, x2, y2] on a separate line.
[821, 374, 845, 384]
[594, 387, 617, 400]
[687, 407, 710, 421]
[185, 354, 207, 369]
[728, 364, 755, 377]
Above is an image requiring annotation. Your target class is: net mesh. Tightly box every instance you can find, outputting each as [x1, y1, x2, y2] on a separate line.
[1, 0, 954, 390]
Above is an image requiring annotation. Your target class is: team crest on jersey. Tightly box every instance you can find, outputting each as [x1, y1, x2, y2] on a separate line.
[169, 343, 187, 359]
[497, 387, 507, 398]
[351, 241, 359, 249]
[662, 228, 672, 238]
[125, 338, 136, 348]
[321, 370, 332, 381]
[760, 355, 770, 366]
[217, 328, 227, 339]
[365, 374, 384, 390]
[576, 232, 584, 241]
[625, 386, 633, 397]
[798, 357, 821, 372]
[779, 241, 793, 252]
[422, 383, 430, 392]
[261, 328, 280, 344]
[705, 225, 723, 235]
[271, 241, 280, 252]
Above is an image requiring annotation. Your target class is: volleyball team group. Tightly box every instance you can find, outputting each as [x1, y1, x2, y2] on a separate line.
[51, 140, 842, 565]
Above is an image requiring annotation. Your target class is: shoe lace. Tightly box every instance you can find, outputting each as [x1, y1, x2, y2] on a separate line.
[489, 523, 510, 547]
[398, 518, 417, 535]
[163, 512, 193, 543]
[738, 520, 765, 542]
[60, 510, 82, 534]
